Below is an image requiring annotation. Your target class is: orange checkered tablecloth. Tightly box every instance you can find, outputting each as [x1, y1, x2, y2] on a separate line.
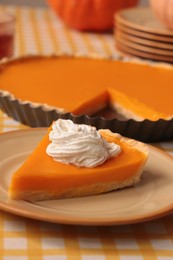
[1, 4, 173, 260]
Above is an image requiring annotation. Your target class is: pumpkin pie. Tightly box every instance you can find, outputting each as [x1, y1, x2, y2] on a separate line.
[0, 55, 173, 120]
[0, 55, 173, 142]
[8, 120, 148, 202]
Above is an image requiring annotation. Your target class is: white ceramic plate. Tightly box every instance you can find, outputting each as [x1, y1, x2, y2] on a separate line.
[0, 128, 173, 226]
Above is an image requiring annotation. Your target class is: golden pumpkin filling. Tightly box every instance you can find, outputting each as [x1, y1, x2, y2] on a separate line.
[8, 120, 148, 202]
[0, 56, 173, 121]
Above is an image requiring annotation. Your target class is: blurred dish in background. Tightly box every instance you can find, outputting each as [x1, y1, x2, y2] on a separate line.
[116, 7, 173, 35]
[116, 30, 173, 49]
[47, 0, 139, 32]
[0, 12, 15, 59]
[115, 7, 173, 63]
[116, 41, 173, 63]
[116, 22, 173, 43]
[150, 0, 173, 30]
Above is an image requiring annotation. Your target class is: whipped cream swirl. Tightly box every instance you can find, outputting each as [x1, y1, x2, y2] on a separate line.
[46, 119, 121, 168]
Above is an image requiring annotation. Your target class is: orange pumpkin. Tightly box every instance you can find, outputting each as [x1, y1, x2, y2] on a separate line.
[47, 0, 139, 31]
[150, 0, 173, 30]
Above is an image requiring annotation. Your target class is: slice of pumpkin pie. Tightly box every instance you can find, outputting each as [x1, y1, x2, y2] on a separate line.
[8, 119, 148, 202]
